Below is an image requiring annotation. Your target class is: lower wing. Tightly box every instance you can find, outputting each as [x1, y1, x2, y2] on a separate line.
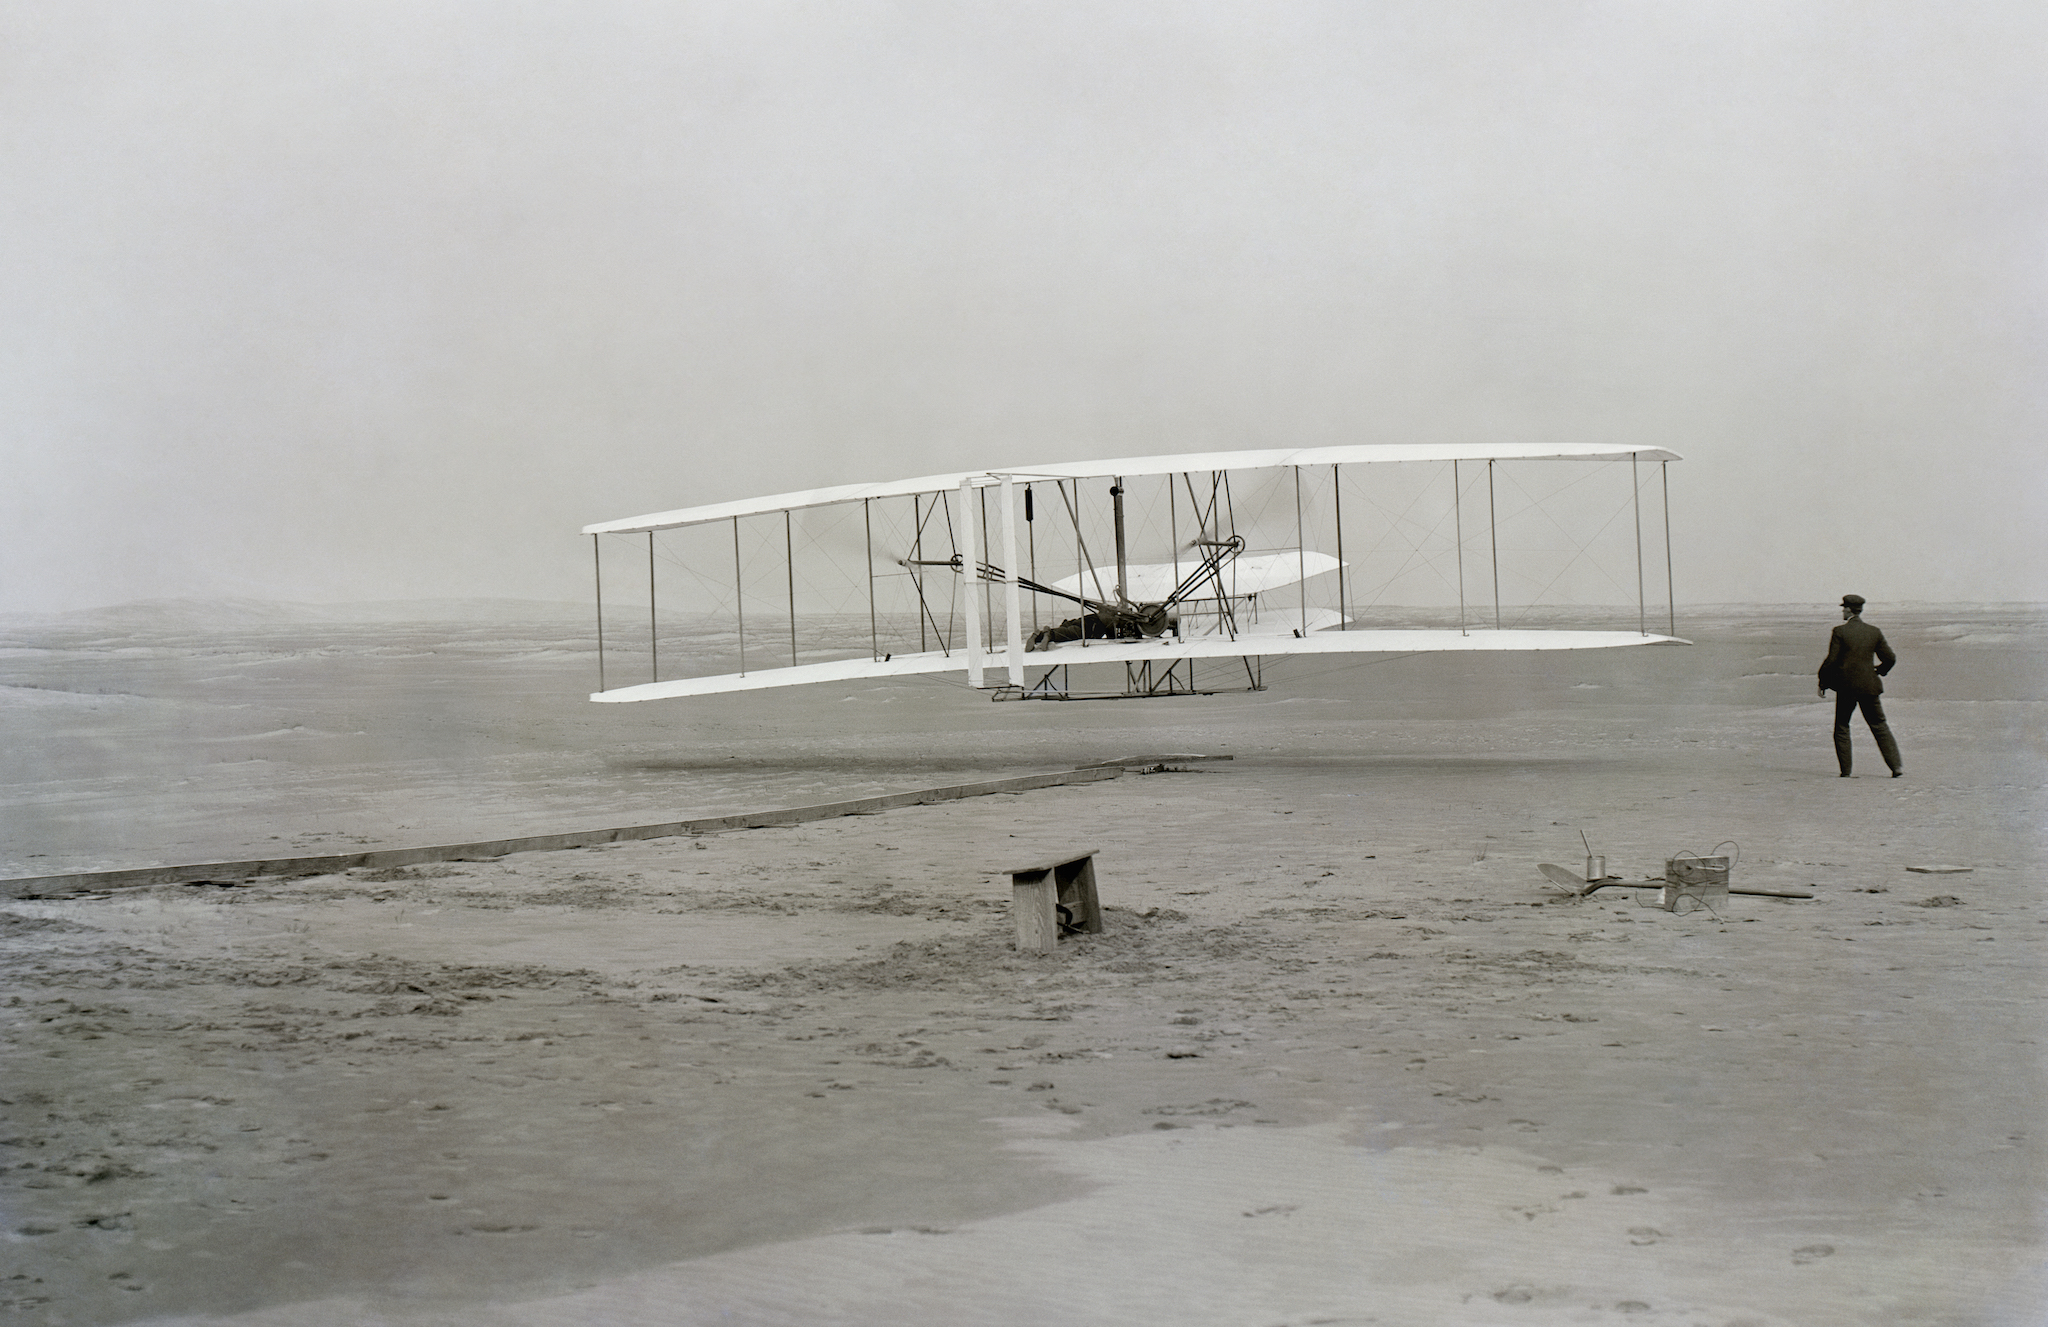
[592, 628, 1691, 702]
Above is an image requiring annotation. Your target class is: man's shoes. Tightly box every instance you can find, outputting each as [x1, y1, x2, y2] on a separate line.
[1891, 770, 1904, 778]
[1838, 772, 1852, 778]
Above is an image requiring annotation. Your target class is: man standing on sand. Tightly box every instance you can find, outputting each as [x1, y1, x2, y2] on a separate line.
[1818, 594, 1903, 778]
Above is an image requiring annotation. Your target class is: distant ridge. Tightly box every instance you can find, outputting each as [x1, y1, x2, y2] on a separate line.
[4, 597, 590, 629]
[8, 598, 2035, 634]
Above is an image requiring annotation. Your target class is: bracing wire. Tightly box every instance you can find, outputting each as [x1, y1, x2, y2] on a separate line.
[1492, 467, 1641, 625]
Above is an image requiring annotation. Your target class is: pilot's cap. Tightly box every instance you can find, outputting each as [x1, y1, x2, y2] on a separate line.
[1840, 594, 1866, 608]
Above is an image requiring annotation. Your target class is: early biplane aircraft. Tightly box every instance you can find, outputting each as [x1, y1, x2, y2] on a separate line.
[582, 443, 1686, 703]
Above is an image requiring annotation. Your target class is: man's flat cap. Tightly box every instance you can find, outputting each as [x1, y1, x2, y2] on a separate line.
[1841, 594, 1866, 608]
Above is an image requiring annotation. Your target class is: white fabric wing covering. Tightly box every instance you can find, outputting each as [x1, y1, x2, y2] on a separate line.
[591, 629, 1691, 702]
[582, 442, 1682, 535]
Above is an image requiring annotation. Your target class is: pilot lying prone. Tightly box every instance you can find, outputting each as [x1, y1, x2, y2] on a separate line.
[1025, 603, 1177, 651]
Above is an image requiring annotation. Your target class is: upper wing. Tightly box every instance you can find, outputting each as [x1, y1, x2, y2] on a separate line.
[582, 442, 1683, 535]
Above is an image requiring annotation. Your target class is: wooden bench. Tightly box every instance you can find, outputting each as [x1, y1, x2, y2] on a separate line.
[1002, 850, 1102, 953]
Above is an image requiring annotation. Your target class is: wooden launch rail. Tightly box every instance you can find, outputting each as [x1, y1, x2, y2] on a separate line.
[0, 765, 1125, 900]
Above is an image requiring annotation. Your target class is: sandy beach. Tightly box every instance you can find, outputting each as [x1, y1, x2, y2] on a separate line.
[2, 606, 2042, 1326]
[8, 2, 2043, 1320]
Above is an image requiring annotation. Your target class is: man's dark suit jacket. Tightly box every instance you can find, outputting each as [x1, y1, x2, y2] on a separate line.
[1819, 617, 1897, 695]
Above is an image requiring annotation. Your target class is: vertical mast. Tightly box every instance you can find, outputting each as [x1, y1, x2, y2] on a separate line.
[1027, 486, 1038, 632]
[1110, 477, 1128, 604]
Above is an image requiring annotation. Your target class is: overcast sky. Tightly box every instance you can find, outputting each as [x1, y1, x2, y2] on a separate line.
[3, 0, 2042, 614]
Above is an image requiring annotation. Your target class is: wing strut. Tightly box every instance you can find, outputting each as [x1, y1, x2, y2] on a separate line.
[1488, 460, 1501, 630]
[1332, 464, 1349, 631]
[999, 475, 1025, 685]
[960, 476, 982, 686]
[592, 534, 605, 692]
[732, 517, 747, 675]
[1453, 461, 1467, 636]
[1632, 451, 1645, 636]
[863, 498, 878, 661]
[1179, 472, 1239, 640]
[905, 495, 952, 657]
[1293, 466, 1307, 629]
[1662, 461, 1676, 637]
[784, 511, 797, 667]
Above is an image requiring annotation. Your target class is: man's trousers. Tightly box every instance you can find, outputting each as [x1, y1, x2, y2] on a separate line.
[1833, 691, 1903, 776]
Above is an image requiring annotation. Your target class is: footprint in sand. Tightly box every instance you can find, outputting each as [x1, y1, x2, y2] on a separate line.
[1791, 1243, 1835, 1264]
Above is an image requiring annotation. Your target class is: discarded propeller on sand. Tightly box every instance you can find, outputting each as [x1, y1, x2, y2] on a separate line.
[1535, 862, 1814, 901]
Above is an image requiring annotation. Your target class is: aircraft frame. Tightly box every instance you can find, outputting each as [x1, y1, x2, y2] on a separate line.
[581, 443, 1687, 703]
